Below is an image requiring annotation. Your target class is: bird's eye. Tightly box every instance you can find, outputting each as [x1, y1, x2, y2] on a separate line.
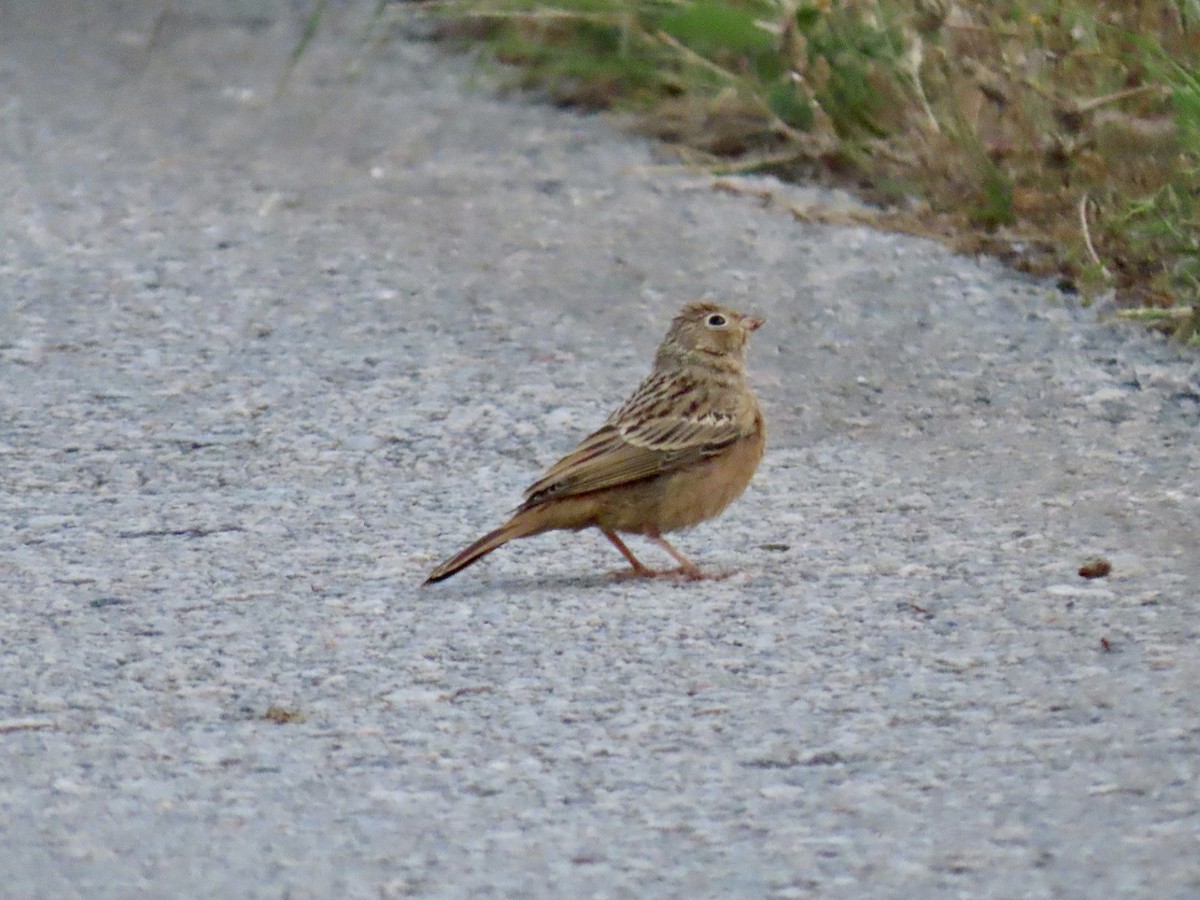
[705, 313, 727, 328]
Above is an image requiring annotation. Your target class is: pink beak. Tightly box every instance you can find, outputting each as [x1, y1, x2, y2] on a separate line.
[741, 315, 764, 332]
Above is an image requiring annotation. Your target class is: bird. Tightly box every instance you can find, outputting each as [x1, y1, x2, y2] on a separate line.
[424, 300, 766, 583]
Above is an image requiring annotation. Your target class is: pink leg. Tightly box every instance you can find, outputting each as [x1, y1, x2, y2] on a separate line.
[602, 530, 656, 577]
[646, 535, 704, 580]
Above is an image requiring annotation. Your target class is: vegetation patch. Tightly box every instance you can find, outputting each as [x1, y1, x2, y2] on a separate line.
[415, 0, 1200, 342]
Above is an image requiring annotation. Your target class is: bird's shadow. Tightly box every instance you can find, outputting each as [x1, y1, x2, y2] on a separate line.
[430, 567, 738, 594]
[488, 571, 628, 592]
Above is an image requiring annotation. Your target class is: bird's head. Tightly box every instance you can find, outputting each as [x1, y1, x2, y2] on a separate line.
[654, 301, 763, 369]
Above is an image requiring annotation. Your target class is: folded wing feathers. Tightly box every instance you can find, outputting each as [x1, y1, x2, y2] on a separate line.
[621, 410, 741, 451]
[521, 409, 745, 506]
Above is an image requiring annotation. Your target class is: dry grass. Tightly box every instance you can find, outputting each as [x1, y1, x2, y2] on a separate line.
[413, 0, 1200, 341]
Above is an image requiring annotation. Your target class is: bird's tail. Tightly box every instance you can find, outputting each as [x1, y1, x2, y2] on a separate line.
[423, 511, 541, 584]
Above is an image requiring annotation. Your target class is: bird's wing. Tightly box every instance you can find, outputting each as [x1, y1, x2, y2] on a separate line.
[521, 410, 749, 505]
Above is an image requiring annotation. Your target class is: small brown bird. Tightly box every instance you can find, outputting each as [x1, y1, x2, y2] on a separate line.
[424, 301, 766, 583]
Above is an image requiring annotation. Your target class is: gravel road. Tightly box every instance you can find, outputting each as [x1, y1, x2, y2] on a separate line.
[2, 2, 1198, 897]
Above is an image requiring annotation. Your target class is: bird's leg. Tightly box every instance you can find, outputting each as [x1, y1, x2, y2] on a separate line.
[601, 530, 656, 578]
[645, 534, 705, 580]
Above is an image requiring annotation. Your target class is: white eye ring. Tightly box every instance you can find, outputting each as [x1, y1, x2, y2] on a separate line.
[706, 313, 727, 328]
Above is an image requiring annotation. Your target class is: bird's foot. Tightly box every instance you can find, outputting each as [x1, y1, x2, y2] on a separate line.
[613, 564, 660, 580]
[614, 565, 729, 581]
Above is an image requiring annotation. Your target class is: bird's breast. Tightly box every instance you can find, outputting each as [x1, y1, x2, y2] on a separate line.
[598, 413, 765, 536]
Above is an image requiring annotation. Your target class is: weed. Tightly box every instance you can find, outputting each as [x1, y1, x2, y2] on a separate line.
[360, 1, 1200, 335]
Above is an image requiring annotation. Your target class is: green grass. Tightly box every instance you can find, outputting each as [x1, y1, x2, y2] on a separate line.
[415, 0, 1200, 341]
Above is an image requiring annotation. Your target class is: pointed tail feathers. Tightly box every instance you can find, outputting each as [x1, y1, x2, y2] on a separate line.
[423, 513, 539, 584]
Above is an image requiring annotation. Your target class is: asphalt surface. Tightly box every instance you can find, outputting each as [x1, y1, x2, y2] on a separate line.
[2, 2, 1199, 897]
